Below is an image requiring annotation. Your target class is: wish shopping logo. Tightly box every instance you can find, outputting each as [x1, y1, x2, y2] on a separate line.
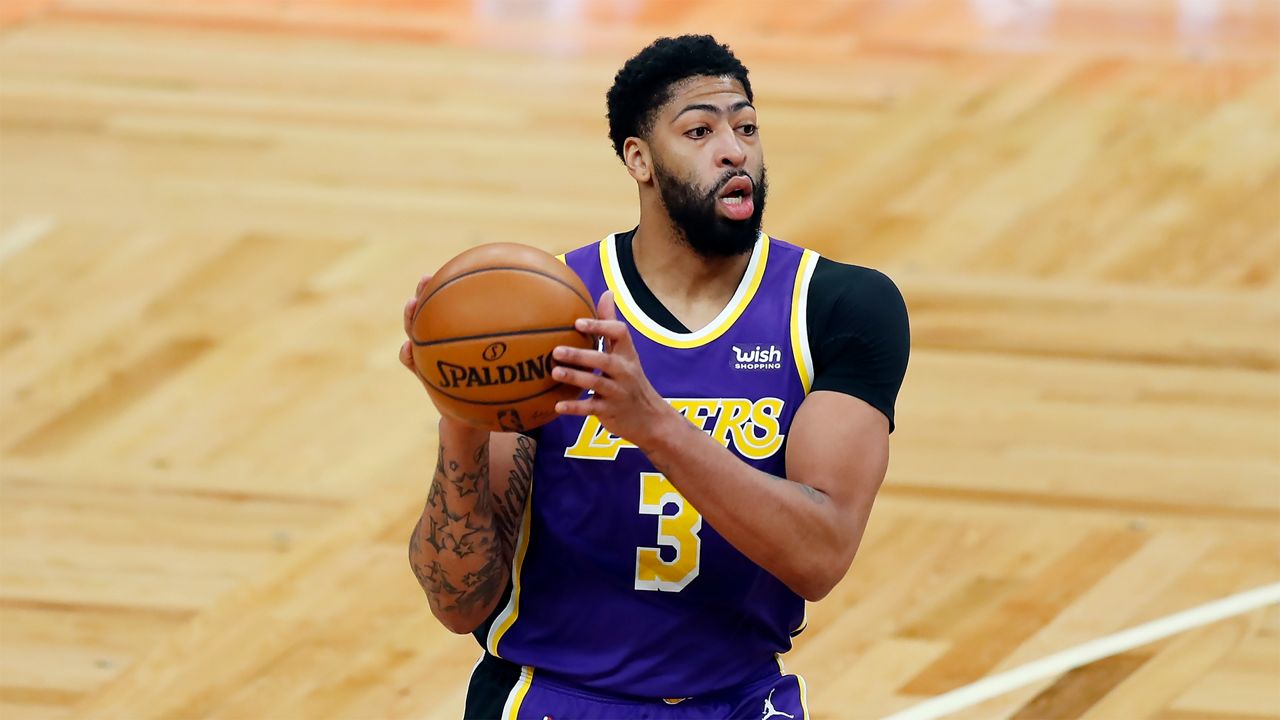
[731, 343, 783, 371]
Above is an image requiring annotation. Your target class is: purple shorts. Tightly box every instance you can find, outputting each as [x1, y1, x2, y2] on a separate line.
[466, 653, 809, 720]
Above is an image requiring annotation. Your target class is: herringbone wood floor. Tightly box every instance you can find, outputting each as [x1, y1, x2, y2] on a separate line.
[1, 1, 1277, 718]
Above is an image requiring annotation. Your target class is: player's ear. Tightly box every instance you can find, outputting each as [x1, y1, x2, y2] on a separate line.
[623, 137, 651, 183]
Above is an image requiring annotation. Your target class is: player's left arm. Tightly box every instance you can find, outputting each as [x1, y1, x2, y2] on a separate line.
[553, 277, 907, 602]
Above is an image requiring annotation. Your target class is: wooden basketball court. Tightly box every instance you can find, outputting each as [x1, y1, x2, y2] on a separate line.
[1, 1, 1277, 718]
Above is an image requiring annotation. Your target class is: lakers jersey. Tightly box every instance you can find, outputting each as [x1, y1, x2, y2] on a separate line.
[483, 231, 820, 698]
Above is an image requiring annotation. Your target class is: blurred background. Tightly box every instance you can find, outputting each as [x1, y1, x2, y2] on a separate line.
[0, 1, 1277, 718]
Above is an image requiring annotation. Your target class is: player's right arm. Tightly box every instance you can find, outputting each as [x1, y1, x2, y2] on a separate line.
[399, 275, 534, 634]
[407, 421, 532, 634]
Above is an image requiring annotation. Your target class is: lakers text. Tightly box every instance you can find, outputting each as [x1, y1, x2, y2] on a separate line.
[565, 397, 786, 461]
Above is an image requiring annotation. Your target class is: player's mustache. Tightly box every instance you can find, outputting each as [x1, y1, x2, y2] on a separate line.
[705, 170, 755, 199]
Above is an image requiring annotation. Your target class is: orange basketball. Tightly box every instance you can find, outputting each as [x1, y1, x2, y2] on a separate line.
[410, 243, 596, 433]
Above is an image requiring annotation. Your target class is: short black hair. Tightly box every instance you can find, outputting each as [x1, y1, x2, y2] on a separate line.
[606, 34, 753, 161]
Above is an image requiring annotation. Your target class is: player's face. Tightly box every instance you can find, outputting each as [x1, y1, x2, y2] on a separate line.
[649, 76, 767, 258]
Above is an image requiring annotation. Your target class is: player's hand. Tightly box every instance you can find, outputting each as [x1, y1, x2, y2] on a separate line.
[399, 273, 433, 391]
[402, 275, 489, 446]
[551, 291, 675, 447]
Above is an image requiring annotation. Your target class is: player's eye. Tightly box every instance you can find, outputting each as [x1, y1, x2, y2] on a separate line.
[686, 127, 710, 139]
[739, 123, 757, 136]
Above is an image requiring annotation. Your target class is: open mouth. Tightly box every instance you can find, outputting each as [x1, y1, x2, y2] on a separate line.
[716, 176, 755, 219]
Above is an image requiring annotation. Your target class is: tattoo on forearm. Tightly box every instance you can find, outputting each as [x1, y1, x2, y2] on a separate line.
[761, 469, 828, 505]
[432, 440, 447, 491]
[490, 435, 535, 563]
[797, 482, 828, 504]
[447, 442, 486, 499]
[409, 435, 507, 616]
[426, 475, 444, 510]
[458, 552, 507, 603]
[471, 442, 492, 514]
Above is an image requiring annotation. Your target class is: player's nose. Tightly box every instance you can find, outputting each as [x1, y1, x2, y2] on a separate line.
[715, 131, 747, 168]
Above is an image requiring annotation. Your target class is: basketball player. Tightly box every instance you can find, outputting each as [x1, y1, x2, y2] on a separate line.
[400, 35, 910, 719]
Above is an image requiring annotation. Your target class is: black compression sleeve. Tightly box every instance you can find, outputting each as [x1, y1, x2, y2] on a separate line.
[805, 258, 910, 432]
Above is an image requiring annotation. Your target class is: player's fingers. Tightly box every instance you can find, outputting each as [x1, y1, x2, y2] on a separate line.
[552, 365, 615, 394]
[551, 346, 615, 374]
[403, 297, 417, 337]
[574, 318, 629, 345]
[416, 273, 433, 296]
[594, 293, 632, 350]
[554, 397, 602, 417]
[399, 340, 430, 388]
[596, 290, 617, 322]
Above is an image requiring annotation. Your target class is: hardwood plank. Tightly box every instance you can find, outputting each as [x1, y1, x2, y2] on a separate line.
[1010, 651, 1152, 719]
[900, 529, 1146, 694]
[0, 2, 1275, 718]
[1083, 613, 1262, 719]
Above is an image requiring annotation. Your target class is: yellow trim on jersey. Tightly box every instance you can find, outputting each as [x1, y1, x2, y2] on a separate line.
[486, 481, 534, 657]
[599, 232, 770, 349]
[789, 249, 819, 394]
[774, 657, 810, 719]
[502, 665, 534, 720]
[791, 604, 809, 638]
[555, 252, 566, 264]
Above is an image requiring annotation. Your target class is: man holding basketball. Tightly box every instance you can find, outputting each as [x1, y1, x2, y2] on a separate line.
[401, 35, 909, 719]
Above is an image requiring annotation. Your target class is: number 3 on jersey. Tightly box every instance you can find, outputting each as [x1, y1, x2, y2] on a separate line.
[635, 472, 703, 592]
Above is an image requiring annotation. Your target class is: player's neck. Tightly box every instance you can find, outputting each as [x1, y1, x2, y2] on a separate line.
[630, 216, 754, 330]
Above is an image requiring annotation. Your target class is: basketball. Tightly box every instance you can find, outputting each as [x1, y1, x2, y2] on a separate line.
[410, 243, 596, 433]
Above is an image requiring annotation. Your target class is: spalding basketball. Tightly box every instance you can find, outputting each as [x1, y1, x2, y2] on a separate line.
[410, 243, 596, 433]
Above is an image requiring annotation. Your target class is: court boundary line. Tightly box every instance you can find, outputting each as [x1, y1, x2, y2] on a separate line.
[883, 581, 1280, 720]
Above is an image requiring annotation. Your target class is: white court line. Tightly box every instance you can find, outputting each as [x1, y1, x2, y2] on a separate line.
[883, 581, 1280, 720]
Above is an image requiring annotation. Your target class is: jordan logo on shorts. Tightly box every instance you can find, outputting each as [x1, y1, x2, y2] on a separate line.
[761, 688, 795, 719]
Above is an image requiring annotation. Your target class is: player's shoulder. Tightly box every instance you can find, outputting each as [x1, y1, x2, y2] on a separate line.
[764, 233, 805, 254]
[561, 234, 611, 265]
[812, 256, 903, 304]
[761, 233, 905, 326]
[765, 232, 902, 305]
[765, 235, 893, 286]
[805, 255, 908, 344]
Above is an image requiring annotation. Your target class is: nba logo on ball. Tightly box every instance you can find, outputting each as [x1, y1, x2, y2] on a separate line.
[497, 409, 524, 432]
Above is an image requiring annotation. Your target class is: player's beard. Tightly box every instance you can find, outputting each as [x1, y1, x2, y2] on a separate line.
[652, 159, 767, 259]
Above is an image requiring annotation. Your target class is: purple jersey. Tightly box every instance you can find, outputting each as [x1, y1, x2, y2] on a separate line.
[485, 232, 820, 699]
